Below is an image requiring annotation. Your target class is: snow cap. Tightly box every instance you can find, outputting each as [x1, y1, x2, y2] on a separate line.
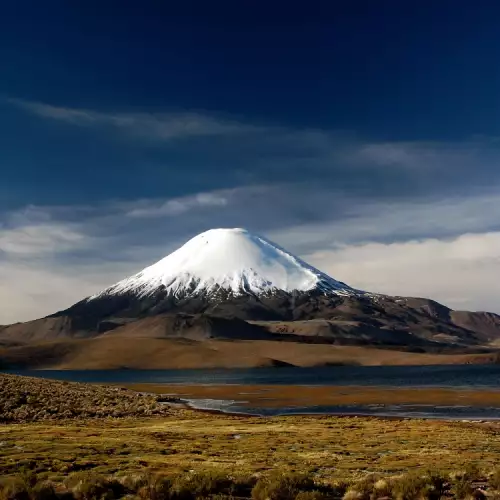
[89, 228, 358, 299]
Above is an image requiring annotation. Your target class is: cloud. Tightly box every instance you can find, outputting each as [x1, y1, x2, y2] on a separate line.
[0, 260, 131, 324]
[126, 191, 229, 218]
[8, 100, 99, 124]
[0, 223, 85, 256]
[354, 141, 472, 170]
[266, 189, 500, 254]
[305, 232, 500, 313]
[8, 97, 500, 211]
[5, 99, 500, 322]
[2, 184, 500, 323]
[8, 98, 259, 140]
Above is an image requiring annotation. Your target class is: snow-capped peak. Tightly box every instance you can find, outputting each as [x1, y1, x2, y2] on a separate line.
[88, 228, 359, 300]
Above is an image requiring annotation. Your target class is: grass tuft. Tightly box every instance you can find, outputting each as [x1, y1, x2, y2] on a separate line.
[490, 468, 500, 491]
[392, 470, 445, 500]
[171, 470, 234, 500]
[252, 473, 315, 500]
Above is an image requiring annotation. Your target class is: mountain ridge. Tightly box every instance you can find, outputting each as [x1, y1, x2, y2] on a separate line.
[2, 227, 500, 368]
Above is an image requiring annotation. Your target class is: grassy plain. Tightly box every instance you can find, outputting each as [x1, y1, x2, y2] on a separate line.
[3, 413, 500, 481]
[4, 373, 500, 499]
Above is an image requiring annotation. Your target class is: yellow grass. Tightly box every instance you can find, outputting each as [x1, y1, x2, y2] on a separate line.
[2, 413, 500, 482]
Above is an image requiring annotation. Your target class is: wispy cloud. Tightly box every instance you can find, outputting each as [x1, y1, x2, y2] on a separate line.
[355, 142, 454, 169]
[8, 98, 260, 140]
[266, 189, 500, 254]
[126, 191, 229, 218]
[9, 97, 500, 197]
[0, 223, 85, 256]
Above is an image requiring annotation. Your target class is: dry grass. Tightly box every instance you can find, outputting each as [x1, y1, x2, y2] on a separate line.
[0, 373, 182, 423]
[2, 414, 500, 482]
[0, 467, 498, 500]
[3, 374, 500, 498]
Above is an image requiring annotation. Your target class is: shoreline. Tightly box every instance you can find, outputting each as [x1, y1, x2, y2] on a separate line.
[7, 368, 500, 422]
[181, 399, 500, 421]
[138, 383, 500, 421]
[121, 382, 500, 406]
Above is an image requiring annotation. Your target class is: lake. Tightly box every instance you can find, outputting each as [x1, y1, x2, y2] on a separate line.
[5, 365, 500, 419]
[5, 364, 500, 387]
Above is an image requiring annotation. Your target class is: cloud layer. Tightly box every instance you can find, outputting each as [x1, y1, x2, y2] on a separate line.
[307, 232, 500, 313]
[4, 99, 500, 323]
[2, 184, 500, 323]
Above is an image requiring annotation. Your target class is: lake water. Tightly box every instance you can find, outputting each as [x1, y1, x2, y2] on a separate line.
[6, 364, 500, 387]
[5, 365, 500, 419]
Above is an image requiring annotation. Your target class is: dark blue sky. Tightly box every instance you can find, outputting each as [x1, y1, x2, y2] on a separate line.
[4, 0, 500, 321]
[2, 1, 500, 207]
[3, 1, 500, 134]
[2, 1, 500, 134]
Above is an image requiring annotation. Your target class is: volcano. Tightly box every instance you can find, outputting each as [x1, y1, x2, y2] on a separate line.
[89, 228, 359, 300]
[2, 228, 500, 369]
[50, 228, 364, 330]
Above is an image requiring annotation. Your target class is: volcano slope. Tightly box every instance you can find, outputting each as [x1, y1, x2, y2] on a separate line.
[1, 228, 500, 368]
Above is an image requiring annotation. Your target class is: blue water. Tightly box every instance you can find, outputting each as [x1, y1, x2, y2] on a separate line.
[4, 364, 500, 388]
[5, 365, 500, 418]
[184, 400, 500, 420]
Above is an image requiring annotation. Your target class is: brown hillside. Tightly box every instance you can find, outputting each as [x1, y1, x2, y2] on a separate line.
[0, 337, 497, 369]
